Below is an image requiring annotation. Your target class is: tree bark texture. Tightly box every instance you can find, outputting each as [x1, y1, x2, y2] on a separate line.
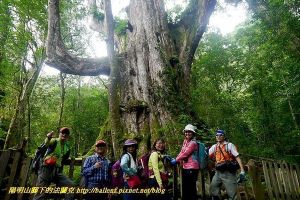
[118, 0, 216, 146]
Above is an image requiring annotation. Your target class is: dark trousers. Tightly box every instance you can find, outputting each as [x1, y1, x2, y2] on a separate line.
[85, 181, 110, 200]
[148, 178, 170, 200]
[123, 182, 136, 200]
[33, 165, 74, 200]
[182, 169, 199, 200]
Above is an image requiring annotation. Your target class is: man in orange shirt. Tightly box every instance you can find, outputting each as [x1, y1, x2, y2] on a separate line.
[209, 129, 245, 200]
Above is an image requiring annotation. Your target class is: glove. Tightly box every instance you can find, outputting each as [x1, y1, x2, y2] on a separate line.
[237, 171, 246, 183]
[170, 158, 177, 166]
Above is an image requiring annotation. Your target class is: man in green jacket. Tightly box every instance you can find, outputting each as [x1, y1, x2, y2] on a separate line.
[33, 127, 74, 200]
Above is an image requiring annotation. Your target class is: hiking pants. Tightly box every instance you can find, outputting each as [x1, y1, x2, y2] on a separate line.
[210, 170, 237, 200]
[182, 169, 199, 200]
[147, 178, 170, 200]
[33, 165, 74, 200]
[85, 181, 110, 200]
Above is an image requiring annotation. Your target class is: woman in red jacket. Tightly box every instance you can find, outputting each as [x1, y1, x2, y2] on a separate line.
[175, 124, 199, 200]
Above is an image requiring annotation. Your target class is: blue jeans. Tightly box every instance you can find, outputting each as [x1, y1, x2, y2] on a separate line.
[123, 182, 136, 200]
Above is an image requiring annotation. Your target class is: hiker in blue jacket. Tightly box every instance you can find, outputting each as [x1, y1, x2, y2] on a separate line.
[120, 139, 140, 200]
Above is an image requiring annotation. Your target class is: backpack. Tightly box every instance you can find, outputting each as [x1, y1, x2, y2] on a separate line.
[31, 140, 57, 174]
[111, 154, 131, 188]
[194, 141, 208, 170]
[138, 152, 151, 183]
[213, 143, 240, 172]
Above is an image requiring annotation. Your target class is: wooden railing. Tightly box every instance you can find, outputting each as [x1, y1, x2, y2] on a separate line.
[0, 148, 84, 200]
[192, 159, 300, 200]
[1, 148, 300, 200]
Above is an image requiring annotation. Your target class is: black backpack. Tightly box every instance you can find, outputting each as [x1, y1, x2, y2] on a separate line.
[31, 140, 57, 174]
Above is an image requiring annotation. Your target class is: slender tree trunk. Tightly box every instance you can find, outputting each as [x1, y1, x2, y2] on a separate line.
[27, 95, 31, 145]
[4, 62, 43, 149]
[75, 76, 81, 157]
[58, 72, 66, 127]
[104, 0, 122, 158]
[282, 75, 299, 130]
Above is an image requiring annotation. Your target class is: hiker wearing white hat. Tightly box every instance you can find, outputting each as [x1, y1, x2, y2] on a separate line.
[174, 124, 199, 200]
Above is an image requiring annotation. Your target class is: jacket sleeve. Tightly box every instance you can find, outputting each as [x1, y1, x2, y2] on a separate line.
[108, 161, 112, 183]
[176, 141, 197, 162]
[82, 156, 96, 176]
[44, 137, 56, 146]
[149, 152, 163, 187]
[120, 154, 137, 176]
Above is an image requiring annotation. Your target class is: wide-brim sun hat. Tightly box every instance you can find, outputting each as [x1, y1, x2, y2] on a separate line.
[124, 139, 138, 146]
[183, 124, 196, 134]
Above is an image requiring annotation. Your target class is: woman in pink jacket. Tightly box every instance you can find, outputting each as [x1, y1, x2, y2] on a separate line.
[175, 124, 199, 200]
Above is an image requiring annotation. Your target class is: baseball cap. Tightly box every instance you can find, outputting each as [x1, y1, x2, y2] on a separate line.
[95, 140, 107, 147]
[216, 129, 225, 136]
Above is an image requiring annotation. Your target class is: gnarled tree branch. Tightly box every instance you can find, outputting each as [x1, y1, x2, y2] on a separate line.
[170, 0, 216, 79]
[186, 0, 217, 69]
[46, 0, 110, 76]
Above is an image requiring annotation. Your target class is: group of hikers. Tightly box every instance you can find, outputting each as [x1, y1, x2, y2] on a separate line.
[32, 124, 246, 200]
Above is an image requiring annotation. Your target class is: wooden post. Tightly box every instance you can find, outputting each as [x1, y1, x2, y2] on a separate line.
[68, 157, 75, 178]
[4, 151, 21, 200]
[17, 157, 32, 200]
[179, 167, 183, 200]
[172, 165, 178, 200]
[0, 150, 11, 185]
[248, 159, 264, 200]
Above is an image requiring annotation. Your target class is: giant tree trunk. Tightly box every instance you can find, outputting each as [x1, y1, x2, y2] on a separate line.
[118, 0, 216, 152]
[46, 0, 216, 156]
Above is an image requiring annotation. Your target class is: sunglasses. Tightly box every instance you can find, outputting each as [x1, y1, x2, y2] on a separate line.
[96, 144, 106, 147]
[126, 145, 137, 148]
[216, 134, 224, 137]
[185, 131, 194, 134]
